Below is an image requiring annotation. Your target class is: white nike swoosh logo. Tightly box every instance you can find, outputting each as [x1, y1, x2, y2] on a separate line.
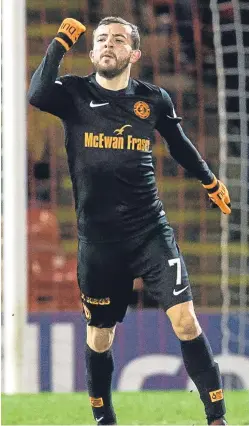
[96, 417, 104, 422]
[173, 286, 189, 296]
[90, 101, 109, 108]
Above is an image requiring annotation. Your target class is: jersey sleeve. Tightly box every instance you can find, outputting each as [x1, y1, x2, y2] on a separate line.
[27, 39, 75, 119]
[155, 88, 214, 185]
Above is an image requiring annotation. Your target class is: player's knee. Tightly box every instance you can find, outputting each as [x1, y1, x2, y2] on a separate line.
[173, 314, 201, 340]
[167, 301, 202, 341]
[86, 325, 116, 352]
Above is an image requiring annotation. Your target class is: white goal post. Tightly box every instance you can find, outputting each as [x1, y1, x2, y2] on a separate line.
[2, 0, 27, 393]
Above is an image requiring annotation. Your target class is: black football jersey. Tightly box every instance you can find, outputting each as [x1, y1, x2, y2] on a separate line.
[28, 40, 214, 242]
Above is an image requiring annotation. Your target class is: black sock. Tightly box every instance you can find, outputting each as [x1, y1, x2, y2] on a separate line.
[180, 332, 226, 424]
[85, 344, 116, 424]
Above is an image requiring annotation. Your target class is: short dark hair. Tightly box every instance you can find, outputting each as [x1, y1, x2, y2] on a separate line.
[93, 16, 140, 50]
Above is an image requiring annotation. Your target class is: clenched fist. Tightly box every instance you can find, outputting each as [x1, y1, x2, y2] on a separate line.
[55, 18, 86, 51]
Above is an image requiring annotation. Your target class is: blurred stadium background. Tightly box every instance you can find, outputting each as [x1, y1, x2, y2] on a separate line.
[2, 0, 249, 424]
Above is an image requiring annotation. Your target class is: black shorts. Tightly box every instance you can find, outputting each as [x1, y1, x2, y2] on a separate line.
[77, 222, 192, 327]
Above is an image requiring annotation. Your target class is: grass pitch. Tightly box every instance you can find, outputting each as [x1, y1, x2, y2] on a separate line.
[2, 391, 249, 425]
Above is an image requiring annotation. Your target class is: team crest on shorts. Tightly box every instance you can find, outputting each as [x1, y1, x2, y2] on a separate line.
[134, 101, 150, 119]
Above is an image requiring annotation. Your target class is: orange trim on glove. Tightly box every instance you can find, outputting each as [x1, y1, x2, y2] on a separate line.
[55, 37, 70, 51]
[203, 176, 231, 215]
[202, 176, 218, 190]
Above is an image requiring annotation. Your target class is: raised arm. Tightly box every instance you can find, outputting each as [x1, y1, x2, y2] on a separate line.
[28, 18, 86, 119]
[155, 88, 231, 214]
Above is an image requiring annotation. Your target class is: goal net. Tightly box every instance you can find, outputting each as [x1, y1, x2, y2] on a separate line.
[210, 0, 249, 384]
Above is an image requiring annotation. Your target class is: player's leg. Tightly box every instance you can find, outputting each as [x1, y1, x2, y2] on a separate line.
[128, 222, 226, 425]
[166, 301, 226, 425]
[78, 238, 133, 425]
[86, 325, 117, 425]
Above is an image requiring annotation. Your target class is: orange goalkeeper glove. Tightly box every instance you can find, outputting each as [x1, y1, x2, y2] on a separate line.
[202, 176, 231, 214]
[55, 18, 86, 51]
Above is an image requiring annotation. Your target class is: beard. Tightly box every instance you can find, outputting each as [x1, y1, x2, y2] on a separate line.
[93, 55, 131, 79]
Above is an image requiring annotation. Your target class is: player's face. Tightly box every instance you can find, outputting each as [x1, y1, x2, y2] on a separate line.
[90, 23, 140, 79]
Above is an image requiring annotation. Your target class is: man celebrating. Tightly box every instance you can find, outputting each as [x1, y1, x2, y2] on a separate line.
[28, 16, 230, 425]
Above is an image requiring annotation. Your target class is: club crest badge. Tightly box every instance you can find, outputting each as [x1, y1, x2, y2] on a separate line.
[134, 101, 150, 119]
